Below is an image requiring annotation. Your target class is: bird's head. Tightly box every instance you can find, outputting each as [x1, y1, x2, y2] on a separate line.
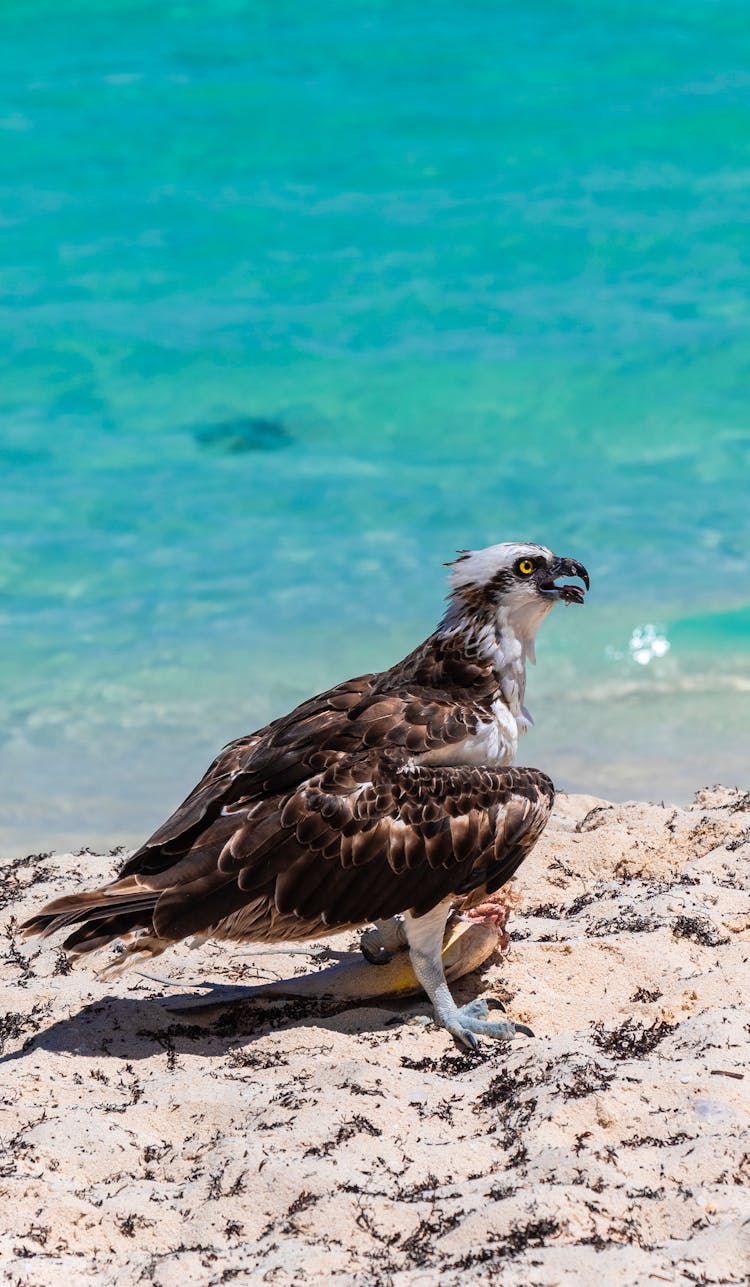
[443, 541, 590, 657]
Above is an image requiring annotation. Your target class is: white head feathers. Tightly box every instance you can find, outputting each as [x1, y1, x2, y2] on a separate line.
[446, 542, 553, 593]
[442, 541, 557, 667]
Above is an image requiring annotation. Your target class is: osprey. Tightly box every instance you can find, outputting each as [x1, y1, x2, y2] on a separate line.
[23, 542, 589, 1049]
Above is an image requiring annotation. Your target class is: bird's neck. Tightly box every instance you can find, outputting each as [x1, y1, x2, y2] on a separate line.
[390, 601, 541, 718]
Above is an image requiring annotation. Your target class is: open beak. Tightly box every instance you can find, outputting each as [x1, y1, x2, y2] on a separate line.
[537, 556, 590, 606]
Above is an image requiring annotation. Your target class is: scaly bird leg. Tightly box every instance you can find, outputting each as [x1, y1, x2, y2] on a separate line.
[360, 915, 408, 964]
[403, 901, 533, 1051]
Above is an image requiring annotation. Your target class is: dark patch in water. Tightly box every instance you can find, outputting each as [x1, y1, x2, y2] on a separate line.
[194, 416, 292, 453]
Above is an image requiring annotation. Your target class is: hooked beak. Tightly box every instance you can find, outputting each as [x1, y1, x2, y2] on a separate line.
[537, 556, 590, 606]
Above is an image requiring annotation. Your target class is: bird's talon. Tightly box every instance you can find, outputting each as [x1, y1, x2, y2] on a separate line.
[451, 1027, 480, 1051]
[513, 1022, 535, 1038]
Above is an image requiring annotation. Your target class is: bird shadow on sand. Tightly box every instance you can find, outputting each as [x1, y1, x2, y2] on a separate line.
[0, 985, 434, 1067]
[0, 955, 503, 1067]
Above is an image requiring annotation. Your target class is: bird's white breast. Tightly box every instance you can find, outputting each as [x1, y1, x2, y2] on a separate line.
[418, 698, 520, 770]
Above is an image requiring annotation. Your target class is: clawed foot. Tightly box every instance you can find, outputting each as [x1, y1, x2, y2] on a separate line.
[444, 997, 535, 1052]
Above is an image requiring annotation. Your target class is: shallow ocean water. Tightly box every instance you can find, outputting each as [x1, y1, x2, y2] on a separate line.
[1, 0, 749, 852]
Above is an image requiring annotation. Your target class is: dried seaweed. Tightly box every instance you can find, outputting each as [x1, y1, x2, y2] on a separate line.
[560, 1059, 616, 1100]
[592, 1018, 676, 1060]
[0, 1004, 50, 1055]
[0, 853, 54, 911]
[630, 986, 662, 1003]
[589, 910, 659, 936]
[672, 916, 729, 947]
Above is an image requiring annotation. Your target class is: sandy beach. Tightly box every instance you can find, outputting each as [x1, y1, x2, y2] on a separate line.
[1, 786, 748, 1285]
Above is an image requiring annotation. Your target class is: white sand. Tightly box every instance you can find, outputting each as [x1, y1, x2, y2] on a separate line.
[1, 787, 749, 1285]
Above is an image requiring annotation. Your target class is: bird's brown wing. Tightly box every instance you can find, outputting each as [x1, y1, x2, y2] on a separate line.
[142, 757, 554, 941]
[21, 759, 553, 953]
[120, 674, 484, 878]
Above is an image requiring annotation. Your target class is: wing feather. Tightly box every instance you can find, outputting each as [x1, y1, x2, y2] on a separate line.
[183, 757, 555, 934]
[118, 669, 493, 880]
[24, 758, 554, 948]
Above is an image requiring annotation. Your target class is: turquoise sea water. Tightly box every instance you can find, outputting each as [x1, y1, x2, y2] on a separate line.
[1, 1, 749, 853]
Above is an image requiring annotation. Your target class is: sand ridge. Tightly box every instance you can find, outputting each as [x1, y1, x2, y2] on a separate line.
[1, 788, 749, 1285]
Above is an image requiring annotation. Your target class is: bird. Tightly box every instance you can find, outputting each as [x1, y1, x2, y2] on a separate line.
[22, 541, 589, 1049]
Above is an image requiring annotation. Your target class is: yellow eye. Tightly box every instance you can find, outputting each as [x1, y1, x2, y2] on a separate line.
[518, 559, 534, 575]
